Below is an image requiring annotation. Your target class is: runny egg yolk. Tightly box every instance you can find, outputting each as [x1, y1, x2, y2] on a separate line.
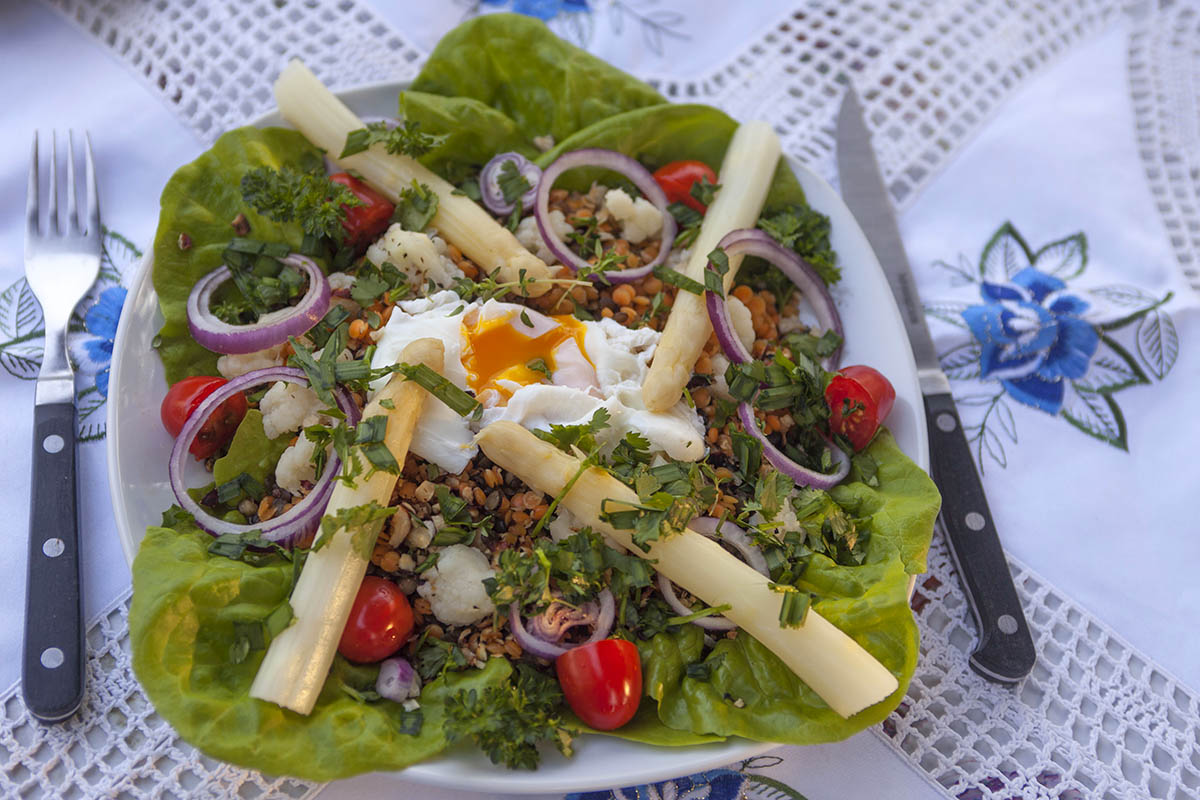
[460, 312, 592, 401]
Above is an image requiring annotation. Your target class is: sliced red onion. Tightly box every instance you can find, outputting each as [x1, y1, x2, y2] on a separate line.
[187, 254, 330, 355]
[508, 588, 615, 660]
[376, 656, 421, 703]
[534, 148, 676, 284]
[658, 517, 769, 630]
[738, 401, 850, 490]
[480, 151, 541, 216]
[704, 228, 843, 369]
[167, 366, 360, 546]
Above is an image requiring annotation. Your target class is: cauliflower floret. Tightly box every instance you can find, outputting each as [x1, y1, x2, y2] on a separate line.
[603, 188, 663, 244]
[417, 544, 495, 626]
[665, 246, 691, 272]
[327, 271, 356, 291]
[515, 210, 573, 265]
[727, 295, 755, 352]
[274, 432, 317, 493]
[216, 344, 286, 379]
[366, 225, 463, 288]
[259, 381, 325, 440]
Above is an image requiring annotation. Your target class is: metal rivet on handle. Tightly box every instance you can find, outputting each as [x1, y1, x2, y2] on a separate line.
[42, 434, 64, 454]
[42, 538, 65, 558]
[965, 512, 986, 531]
[40, 647, 64, 669]
[936, 413, 956, 432]
[997, 614, 1019, 635]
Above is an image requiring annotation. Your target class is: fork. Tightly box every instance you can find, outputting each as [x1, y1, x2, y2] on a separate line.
[23, 131, 100, 723]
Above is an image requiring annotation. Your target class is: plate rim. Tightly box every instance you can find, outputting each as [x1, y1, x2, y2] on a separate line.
[106, 77, 928, 792]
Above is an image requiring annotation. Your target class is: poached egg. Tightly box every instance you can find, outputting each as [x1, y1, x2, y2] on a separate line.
[370, 291, 705, 473]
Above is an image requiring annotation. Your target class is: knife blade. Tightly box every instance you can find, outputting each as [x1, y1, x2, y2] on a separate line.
[836, 85, 1036, 684]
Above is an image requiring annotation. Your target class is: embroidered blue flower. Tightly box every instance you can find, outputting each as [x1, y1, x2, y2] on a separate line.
[81, 285, 127, 397]
[961, 266, 1097, 414]
[480, 0, 588, 20]
[567, 768, 746, 800]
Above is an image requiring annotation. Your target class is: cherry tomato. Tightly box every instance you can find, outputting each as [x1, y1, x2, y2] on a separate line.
[160, 376, 249, 460]
[329, 172, 395, 251]
[338, 577, 414, 664]
[652, 160, 718, 213]
[555, 638, 642, 730]
[825, 365, 896, 451]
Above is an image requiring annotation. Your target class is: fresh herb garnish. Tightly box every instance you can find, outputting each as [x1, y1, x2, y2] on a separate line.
[241, 165, 361, 241]
[340, 119, 447, 160]
[392, 180, 440, 231]
[756, 204, 839, 287]
[652, 264, 704, 295]
[497, 159, 532, 207]
[526, 358, 551, 379]
[443, 663, 576, 770]
[689, 175, 721, 207]
[397, 362, 482, 419]
[315, 501, 396, 557]
[668, 201, 702, 248]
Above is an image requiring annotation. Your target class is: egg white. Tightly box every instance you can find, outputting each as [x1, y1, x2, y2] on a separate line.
[370, 291, 706, 473]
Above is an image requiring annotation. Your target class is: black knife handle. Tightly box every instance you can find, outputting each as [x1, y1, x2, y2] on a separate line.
[924, 392, 1036, 684]
[23, 401, 85, 722]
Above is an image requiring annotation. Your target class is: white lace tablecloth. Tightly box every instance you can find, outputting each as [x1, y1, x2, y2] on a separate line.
[1, 1, 1198, 798]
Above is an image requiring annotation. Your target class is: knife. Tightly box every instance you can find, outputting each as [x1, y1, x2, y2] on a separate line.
[836, 85, 1036, 684]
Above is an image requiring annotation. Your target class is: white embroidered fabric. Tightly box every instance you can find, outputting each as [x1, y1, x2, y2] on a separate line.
[17, 0, 1198, 798]
[1128, 2, 1200, 291]
[883, 528, 1200, 800]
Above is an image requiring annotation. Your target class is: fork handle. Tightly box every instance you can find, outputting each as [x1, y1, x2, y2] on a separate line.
[23, 401, 84, 723]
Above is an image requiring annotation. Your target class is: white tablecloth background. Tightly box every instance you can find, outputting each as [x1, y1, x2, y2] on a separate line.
[1, 1, 1196, 797]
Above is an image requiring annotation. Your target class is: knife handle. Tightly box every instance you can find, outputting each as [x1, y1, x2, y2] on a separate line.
[923, 392, 1036, 684]
[23, 401, 85, 722]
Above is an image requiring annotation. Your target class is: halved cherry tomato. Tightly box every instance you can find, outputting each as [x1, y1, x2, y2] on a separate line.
[329, 172, 395, 251]
[555, 638, 642, 730]
[338, 577, 414, 664]
[652, 160, 718, 213]
[160, 375, 249, 460]
[825, 365, 896, 451]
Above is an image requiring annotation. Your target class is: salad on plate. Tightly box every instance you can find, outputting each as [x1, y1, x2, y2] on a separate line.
[130, 14, 940, 781]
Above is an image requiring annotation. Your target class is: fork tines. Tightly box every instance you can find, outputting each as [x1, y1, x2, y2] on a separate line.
[26, 130, 99, 243]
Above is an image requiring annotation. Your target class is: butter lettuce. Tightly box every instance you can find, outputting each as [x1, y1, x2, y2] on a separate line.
[151, 127, 322, 384]
[130, 524, 511, 781]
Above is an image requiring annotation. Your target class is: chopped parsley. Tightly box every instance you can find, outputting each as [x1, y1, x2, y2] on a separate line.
[392, 180, 439, 231]
[241, 165, 361, 241]
[755, 203, 839, 288]
[340, 119, 448, 160]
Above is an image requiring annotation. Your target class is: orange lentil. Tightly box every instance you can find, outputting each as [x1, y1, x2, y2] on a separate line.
[532, 503, 550, 520]
[446, 243, 463, 262]
[692, 387, 711, 408]
[379, 551, 400, 572]
[460, 261, 480, 280]
[765, 414, 782, 433]
[706, 427, 720, 444]
[380, 306, 393, 325]
[642, 276, 664, 295]
[348, 318, 369, 340]
[619, 305, 638, 321]
[612, 284, 635, 307]
[473, 487, 487, 505]
[695, 353, 713, 374]
[632, 295, 651, 309]
[732, 285, 755, 303]
[601, 307, 614, 319]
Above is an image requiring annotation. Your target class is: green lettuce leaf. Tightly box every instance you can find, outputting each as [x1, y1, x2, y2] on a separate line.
[408, 14, 664, 147]
[211, 409, 292, 487]
[151, 127, 323, 384]
[130, 524, 510, 781]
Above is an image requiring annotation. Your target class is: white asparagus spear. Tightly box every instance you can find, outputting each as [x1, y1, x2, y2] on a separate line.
[642, 121, 781, 411]
[476, 421, 899, 718]
[273, 59, 552, 296]
[250, 338, 443, 714]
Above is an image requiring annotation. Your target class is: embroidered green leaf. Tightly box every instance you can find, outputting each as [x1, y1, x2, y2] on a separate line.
[0, 278, 45, 380]
[938, 340, 982, 380]
[923, 300, 970, 329]
[741, 773, 814, 800]
[1088, 283, 1158, 308]
[1032, 232, 1087, 279]
[1076, 334, 1149, 394]
[1135, 309, 1179, 380]
[978, 222, 1033, 282]
[1060, 384, 1128, 451]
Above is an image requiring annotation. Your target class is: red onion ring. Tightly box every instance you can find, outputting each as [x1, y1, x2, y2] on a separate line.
[508, 588, 616, 660]
[480, 151, 541, 216]
[657, 517, 769, 630]
[534, 148, 676, 284]
[187, 254, 331, 355]
[738, 401, 850, 490]
[167, 366, 360, 546]
[704, 228, 843, 369]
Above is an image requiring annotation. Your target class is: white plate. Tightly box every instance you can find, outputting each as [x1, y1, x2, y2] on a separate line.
[106, 81, 928, 794]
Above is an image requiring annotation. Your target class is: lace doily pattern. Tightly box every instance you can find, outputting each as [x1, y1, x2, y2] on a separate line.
[884, 529, 1200, 800]
[41, 0, 424, 143]
[1128, 2, 1200, 291]
[646, 0, 1125, 208]
[0, 592, 318, 800]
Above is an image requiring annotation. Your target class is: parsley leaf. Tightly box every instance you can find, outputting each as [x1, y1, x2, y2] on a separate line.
[392, 180, 440, 231]
[756, 204, 839, 286]
[340, 120, 448, 160]
[241, 165, 361, 241]
[496, 159, 533, 207]
[532, 408, 611, 454]
[689, 175, 721, 207]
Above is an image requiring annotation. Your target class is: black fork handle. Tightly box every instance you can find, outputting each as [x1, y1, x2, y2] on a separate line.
[23, 401, 85, 722]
